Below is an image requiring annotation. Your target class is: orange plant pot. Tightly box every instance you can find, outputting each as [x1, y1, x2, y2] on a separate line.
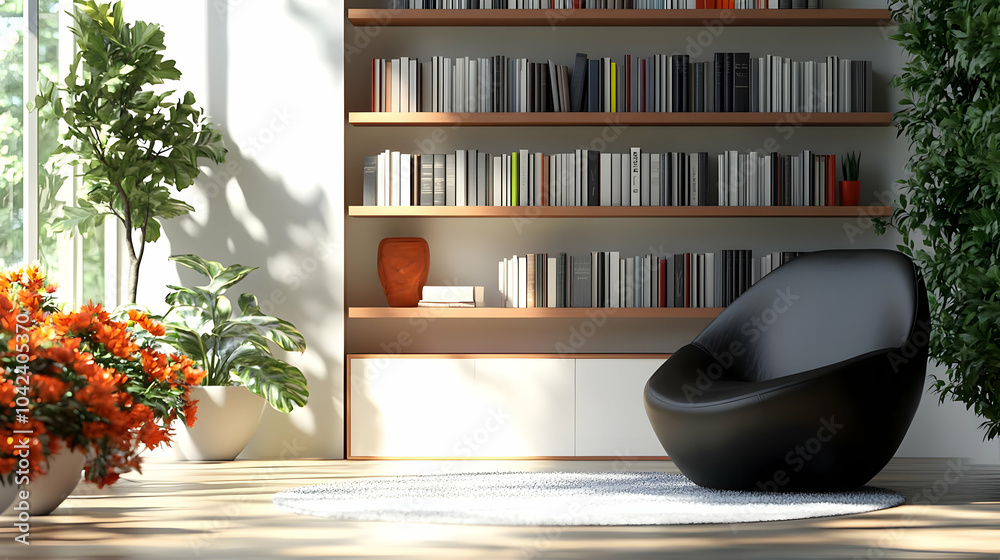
[377, 237, 430, 307]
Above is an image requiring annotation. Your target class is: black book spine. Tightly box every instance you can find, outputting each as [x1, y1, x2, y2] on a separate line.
[588, 59, 601, 113]
[694, 62, 705, 113]
[681, 56, 690, 112]
[713, 53, 724, 112]
[671, 55, 682, 113]
[570, 53, 588, 113]
[588, 150, 601, 206]
[733, 52, 750, 113]
[724, 52, 734, 113]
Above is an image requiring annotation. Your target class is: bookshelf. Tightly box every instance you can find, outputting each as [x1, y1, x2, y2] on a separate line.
[349, 112, 892, 127]
[348, 205, 893, 218]
[347, 9, 892, 27]
[348, 307, 724, 318]
[343, 6, 897, 459]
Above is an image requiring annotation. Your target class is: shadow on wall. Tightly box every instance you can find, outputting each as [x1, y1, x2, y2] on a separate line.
[157, 0, 345, 459]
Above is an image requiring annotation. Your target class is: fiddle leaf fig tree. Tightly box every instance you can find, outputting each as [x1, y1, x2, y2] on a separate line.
[884, 0, 1000, 439]
[32, 1, 226, 303]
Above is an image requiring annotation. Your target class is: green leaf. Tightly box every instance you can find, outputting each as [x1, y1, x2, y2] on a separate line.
[231, 355, 309, 413]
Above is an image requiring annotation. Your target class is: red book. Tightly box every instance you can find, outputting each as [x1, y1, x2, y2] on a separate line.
[696, 0, 707, 8]
[826, 154, 837, 206]
[659, 258, 667, 308]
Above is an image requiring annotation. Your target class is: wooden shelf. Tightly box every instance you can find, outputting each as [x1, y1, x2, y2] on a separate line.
[348, 307, 723, 319]
[349, 205, 893, 218]
[347, 9, 892, 27]
[348, 112, 891, 127]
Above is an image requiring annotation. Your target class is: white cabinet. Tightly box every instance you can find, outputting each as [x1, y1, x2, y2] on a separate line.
[473, 358, 576, 457]
[349, 358, 477, 457]
[575, 358, 668, 457]
[348, 355, 668, 458]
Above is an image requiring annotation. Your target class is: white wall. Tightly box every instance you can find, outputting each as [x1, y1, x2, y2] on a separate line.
[128, 0, 345, 459]
[127, 0, 996, 463]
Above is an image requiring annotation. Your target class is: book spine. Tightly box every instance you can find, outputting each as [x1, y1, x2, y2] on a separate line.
[733, 52, 750, 112]
[363, 155, 378, 206]
[630, 147, 641, 206]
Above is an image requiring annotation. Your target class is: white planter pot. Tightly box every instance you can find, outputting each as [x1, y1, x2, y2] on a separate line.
[176, 386, 265, 461]
[25, 447, 87, 516]
[1, 482, 17, 515]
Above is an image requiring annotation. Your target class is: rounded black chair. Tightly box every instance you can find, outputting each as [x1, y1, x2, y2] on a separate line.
[643, 249, 929, 491]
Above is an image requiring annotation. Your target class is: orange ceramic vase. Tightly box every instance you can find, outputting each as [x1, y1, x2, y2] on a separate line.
[377, 237, 430, 307]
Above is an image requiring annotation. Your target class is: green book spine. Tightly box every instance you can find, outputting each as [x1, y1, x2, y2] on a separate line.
[511, 151, 519, 206]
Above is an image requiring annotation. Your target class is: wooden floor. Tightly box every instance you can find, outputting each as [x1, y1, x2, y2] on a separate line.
[2, 458, 998, 559]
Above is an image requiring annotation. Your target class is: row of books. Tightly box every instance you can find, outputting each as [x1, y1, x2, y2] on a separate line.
[363, 149, 849, 208]
[371, 53, 873, 113]
[498, 250, 805, 309]
[385, 0, 824, 8]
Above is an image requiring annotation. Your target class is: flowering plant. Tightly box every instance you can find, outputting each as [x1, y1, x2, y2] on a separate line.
[0, 266, 204, 488]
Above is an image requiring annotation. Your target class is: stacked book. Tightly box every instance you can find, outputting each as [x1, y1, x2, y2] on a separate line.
[386, 0, 823, 8]
[498, 250, 805, 309]
[363, 148, 842, 208]
[418, 286, 486, 308]
[371, 53, 871, 113]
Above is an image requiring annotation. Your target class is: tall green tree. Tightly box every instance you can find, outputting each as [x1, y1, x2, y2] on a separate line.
[32, 1, 226, 303]
[885, 0, 1000, 439]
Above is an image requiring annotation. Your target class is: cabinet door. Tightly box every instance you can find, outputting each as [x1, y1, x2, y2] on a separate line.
[349, 358, 477, 457]
[472, 358, 575, 457]
[575, 358, 668, 457]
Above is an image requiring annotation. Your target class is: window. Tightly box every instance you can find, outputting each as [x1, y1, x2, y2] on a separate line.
[1, 0, 105, 305]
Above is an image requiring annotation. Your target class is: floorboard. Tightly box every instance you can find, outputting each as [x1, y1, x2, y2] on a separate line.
[1, 458, 998, 559]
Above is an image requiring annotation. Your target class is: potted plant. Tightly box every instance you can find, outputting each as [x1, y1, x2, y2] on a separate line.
[31, 0, 226, 304]
[840, 151, 861, 206]
[161, 255, 308, 461]
[881, 0, 1000, 442]
[0, 266, 204, 515]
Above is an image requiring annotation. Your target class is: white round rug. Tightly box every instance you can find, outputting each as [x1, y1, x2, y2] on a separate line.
[272, 471, 904, 526]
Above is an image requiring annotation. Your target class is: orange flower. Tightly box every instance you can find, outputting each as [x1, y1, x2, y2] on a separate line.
[183, 401, 198, 427]
[127, 309, 167, 337]
[90, 320, 139, 358]
[31, 375, 70, 403]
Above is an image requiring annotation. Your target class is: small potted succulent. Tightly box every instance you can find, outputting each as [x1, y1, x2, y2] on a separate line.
[840, 151, 862, 206]
[161, 255, 308, 461]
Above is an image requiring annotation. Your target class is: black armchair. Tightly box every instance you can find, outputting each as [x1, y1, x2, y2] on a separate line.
[643, 249, 929, 491]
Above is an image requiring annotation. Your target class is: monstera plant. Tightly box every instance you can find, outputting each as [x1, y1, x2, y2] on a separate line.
[884, 0, 1000, 440]
[162, 254, 308, 413]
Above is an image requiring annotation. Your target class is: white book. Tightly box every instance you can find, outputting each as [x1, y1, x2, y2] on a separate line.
[519, 149, 529, 206]
[431, 57, 439, 112]
[499, 260, 506, 308]
[376, 150, 387, 206]
[620, 153, 631, 207]
[390, 59, 401, 113]
[580, 150, 588, 207]
[518, 255, 527, 308]
[400, 153, 411, 207]
[651, 154, 661, 206]
[610, 153, 621, 206]
[547, 257, 557, 308]
[717, 154, 726, 207]
[534, 152, 543, 207]
[390, 151, 401, 206]
[398, 56, 409, 112]
[456, 149, 467, 206]
[630, 147, 641, 206]
[469, 58, 478, 113]
[818, 61, 827, 112]
[422, 285, 485, 303]
[791, 61, 799, 113]
[706, 252, 715, 308]
[493, 155, 502, 206]
[728, 150, 739, 207]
